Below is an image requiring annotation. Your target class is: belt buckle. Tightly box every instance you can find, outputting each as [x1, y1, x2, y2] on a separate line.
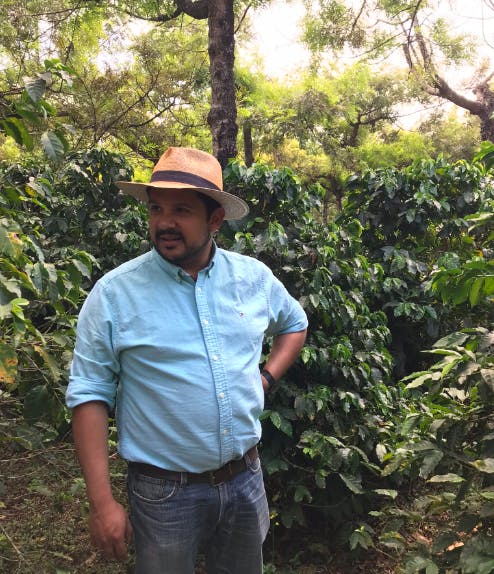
[208, 470, 224, 486]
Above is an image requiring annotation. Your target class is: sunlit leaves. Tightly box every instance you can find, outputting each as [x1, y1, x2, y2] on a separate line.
[0, 60, 74, 160]
[0, 342, 18, 384]
[41, 131, 66, 162]
[432, 260, 494, 307]
[24, 76, 49, 104]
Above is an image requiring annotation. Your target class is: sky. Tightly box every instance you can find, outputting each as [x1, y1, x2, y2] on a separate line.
[243, 0, 494, 80]
[244, 0, 310, 79]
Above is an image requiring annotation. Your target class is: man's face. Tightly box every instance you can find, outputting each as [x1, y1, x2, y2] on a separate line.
[148, 188, 224, 276]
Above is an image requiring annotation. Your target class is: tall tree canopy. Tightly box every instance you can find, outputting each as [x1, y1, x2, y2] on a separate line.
[303, 0, 494, 141]
[0, 0, 248, 165]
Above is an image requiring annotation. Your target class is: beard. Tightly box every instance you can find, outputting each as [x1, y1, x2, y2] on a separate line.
[153, 229, 213, 270]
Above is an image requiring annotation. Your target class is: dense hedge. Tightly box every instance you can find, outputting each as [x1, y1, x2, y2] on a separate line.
[1, 146, 493, 571]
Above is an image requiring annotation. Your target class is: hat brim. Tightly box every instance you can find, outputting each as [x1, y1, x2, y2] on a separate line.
[116, 181, 249, 221]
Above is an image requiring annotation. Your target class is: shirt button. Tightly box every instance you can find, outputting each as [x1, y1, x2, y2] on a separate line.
[212, 354, 218, 361]
[197, 287, 202, 292]
[219, 392, 225, 399]
[203, 319, 209, 325]
[223, 429, 229, 435]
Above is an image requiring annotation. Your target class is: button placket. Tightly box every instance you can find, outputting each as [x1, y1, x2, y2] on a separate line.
[195, 272, 233, 463]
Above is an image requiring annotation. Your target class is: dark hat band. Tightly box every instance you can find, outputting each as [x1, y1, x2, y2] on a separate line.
[150, 170, 221, 191]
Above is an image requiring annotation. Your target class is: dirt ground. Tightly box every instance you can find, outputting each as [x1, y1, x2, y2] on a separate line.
[0, 439, 399, 574]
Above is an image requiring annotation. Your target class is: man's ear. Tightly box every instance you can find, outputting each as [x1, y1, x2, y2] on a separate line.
[209, 207, 225, 232]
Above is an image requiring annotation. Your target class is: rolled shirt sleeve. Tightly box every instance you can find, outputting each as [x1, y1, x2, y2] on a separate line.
[66, 281, 120, 410]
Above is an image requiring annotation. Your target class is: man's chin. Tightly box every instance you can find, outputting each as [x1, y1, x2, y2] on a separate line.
[154, 245, 183, 263]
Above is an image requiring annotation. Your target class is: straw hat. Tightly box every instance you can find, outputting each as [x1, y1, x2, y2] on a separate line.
[116, 147, 249, 220]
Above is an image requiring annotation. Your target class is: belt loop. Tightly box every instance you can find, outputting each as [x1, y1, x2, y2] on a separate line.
[180, 471, 188, 486]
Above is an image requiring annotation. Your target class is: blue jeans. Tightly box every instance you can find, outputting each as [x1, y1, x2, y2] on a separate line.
[127, 454, 270, 574]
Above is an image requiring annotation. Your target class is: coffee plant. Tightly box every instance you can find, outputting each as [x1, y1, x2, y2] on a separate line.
[0, 149, 147, 446]
[1, 133, 493, 571]
[223, 161, 398, 543]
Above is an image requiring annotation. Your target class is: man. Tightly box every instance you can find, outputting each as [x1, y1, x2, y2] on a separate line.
[66, 147, 308, 574]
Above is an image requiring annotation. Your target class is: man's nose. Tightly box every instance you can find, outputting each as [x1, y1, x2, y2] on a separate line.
[157, 211, 178, 227]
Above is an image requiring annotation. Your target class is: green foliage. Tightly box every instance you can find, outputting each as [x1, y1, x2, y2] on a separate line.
[0, 59, 73, 161]
[377, 325, 494, 573]
[1, 139, 493, 570]
[222, 151, 494, 565]
[223, 160, 397, 539]
[340, 155, 494, 375]
[0, 208, 91, 435]
[0, 1, 212, 156]
[0, 148, 148, 439]
[432, 257, 494, 307]
[369, 146, 494, 572]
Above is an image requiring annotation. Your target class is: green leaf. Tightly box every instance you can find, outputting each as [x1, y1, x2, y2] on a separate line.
[419, 450, 443, 479]
[24, 76, 47, 103]
[0, 118, 33, 149]
[373, 488, 398, 499]
[268, 411, 292, 436]
[41, 131, 65, 161]
[33, 345, 62, 383]
[293, 485, 312, 503]
[428, 473, 465, 483]
[433, 332, 470, 348]
[405, 373, 433, 389]
[469, 277, 485, 307]
[309, 293, 320, 308]
[349, 528, 373, 550]
[0, 226, 16, 257]
[404, 554, 439, 574]
[379, 531, 405, 551]
[279, 503, 305, 528]
[399, 413, 421, 434]
[11, 297, 29, 320]
[23, 385, 50, 422]
[16, 107, 42, 125]
[338, 472, 363, 494]
[459, 535, 494, 574]
[472, 458, 494, 474]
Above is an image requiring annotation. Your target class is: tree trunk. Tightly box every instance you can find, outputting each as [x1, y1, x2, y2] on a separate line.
[243, 120, 254, 166]
[207, 0, 238, 167]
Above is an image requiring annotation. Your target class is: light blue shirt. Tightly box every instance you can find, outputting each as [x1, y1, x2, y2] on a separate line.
[66, 247, 308, 472]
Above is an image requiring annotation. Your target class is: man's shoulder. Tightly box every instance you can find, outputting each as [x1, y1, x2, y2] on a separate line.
[216, 248, 271, 275]
[99, 251, 154, 286]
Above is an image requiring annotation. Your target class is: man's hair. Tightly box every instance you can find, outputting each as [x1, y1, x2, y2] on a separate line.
[196, 192, 222, 218]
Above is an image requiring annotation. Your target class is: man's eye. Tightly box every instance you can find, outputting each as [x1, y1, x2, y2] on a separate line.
[148, 204, 160, 213]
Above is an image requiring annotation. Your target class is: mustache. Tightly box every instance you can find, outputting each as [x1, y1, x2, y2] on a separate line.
[156, 229, 183, 240]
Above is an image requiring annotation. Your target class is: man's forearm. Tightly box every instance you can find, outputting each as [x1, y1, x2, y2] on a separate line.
[72, 401, 132, 561]
[262, 329, 307, 388]
[72, 401, 113, 506]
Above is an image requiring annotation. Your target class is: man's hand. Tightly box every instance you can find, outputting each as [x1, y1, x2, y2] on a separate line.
[88, 498, 133, 561]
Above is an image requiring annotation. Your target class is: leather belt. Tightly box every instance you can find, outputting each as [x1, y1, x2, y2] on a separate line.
[128, 446, 258, 487]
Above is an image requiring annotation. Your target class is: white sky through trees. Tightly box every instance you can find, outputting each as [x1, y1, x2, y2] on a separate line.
[244, 0, 494, 79]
